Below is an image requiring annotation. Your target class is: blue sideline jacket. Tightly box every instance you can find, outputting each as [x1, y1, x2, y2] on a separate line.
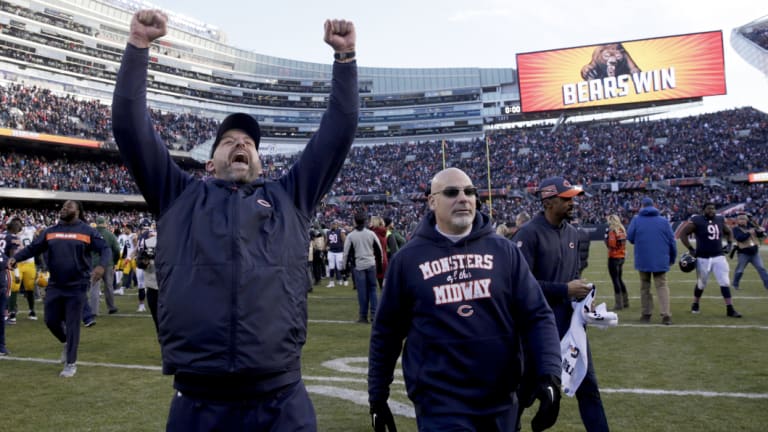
[513, 212, 581, 337]
[13, 221, 111, 291]
[112, 44, 358, 394]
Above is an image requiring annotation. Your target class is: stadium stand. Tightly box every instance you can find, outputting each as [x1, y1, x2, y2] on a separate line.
[0, 0, 767, 237]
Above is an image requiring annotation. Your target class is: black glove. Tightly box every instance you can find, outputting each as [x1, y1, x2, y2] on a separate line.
[531, 374, 561, 432]
[722, 244, 733, 256]
[688, 248, 697, 258]
[370, 400, 397, 432]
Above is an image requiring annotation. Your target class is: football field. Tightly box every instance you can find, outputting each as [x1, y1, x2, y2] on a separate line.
[1, 241, 767, 431]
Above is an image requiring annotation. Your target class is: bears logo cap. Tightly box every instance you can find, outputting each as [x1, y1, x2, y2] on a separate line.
[210, 113, 261, 158]
[538, 177, 584, 200]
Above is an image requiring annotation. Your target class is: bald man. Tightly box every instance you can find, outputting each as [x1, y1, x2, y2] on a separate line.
[368, 168, 561, 431]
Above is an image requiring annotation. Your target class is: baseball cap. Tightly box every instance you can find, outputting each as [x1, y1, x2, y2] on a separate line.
[538, 177, 584, 199]
[95, 216, 107, 226]
[210, 113, 261, 158]
[641, 197, 654, 207]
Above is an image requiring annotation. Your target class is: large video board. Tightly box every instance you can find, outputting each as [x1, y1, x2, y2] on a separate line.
[516, 31, 726, 113]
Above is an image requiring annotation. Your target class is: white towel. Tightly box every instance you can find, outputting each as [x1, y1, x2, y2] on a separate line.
[584, 302, 619, 328]
[560, 287, 618, 397]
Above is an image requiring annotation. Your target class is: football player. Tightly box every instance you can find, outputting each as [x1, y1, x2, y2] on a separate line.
[2, 217, 24, 323]
[17, 219, 41, 320]
[679, 202, 741, 317]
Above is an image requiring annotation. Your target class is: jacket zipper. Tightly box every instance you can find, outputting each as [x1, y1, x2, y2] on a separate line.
[228, 186, 239, 372]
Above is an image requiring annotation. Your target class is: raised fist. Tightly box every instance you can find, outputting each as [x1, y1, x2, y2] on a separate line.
[324, 19, 356, 54]
[129, 9, 168, 48]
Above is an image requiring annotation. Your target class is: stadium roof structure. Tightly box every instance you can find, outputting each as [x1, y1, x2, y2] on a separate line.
[731, 15, 768, 77]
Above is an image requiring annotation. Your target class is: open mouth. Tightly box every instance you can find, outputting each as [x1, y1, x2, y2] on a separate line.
[230, 152, 249, 166]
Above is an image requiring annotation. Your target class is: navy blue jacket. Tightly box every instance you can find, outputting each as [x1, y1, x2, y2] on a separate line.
[368, 211, 560, 415]
[112, 44, 358, 392]
[13, 221, 110, 291]
[627, 206, 677, 273]
[513, 212, 580, 337]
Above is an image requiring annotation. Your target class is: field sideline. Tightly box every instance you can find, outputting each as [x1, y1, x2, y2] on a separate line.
[1, 241, 767, 431]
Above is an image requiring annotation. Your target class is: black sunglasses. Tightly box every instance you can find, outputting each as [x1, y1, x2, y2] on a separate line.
[434, 186, 478, 198]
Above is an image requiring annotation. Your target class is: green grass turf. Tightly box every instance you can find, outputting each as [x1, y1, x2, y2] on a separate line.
[1, 240, 767, 431]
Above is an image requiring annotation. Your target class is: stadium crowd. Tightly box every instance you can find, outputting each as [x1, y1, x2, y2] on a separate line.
[1, 71, 768, 230]
[0, 82, 219, 150]
[1, 98, 767, 232]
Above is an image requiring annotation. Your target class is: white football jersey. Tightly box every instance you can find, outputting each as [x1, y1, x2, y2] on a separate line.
[18, 226, 38, 263]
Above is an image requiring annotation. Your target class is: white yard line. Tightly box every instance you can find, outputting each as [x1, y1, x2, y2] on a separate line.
[2, 357, 765, 404]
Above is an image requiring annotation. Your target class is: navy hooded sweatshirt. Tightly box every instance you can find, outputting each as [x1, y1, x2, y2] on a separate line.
[368, 211, 560, 415]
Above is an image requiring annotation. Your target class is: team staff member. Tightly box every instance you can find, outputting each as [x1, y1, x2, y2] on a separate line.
[368, 168, 561, 432]
[514, 176, 610, 432]
[8, 200, 110, 378]
[87, 216, 121, 318]
[112, 9, 358, 431]
[679, 202, 741, 317]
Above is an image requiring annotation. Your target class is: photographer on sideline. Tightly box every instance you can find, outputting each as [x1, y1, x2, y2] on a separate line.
[731, 213, 768, 290]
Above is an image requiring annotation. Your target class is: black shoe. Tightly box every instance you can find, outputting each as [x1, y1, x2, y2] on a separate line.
[662, 315, 672, 325]
[108, 308, 119, 315]
[726, 305, 742, 318]
[640, 314, 651, 323]
[356, 318, 369, 324]
[691, 302, 700, 314]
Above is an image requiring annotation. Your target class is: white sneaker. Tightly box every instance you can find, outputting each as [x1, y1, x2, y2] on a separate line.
[60, 363, 77, 378]
[343, 280, 349, 286]
[328, 281, 335, 288]
[137, 303, 146, 312]
[114, 288, 125, 296]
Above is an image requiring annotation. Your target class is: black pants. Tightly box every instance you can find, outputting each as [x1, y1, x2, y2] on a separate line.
[608, 258, 627, 295]
[312, 252, 325, 284]
[147, 288, 159, 333]
[166, 380, 316, 431]
[44, 287, 86, 364]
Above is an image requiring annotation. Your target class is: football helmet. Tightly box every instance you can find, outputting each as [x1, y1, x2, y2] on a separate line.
[679, 253, 697, 273]
[36, 271, 49, 288]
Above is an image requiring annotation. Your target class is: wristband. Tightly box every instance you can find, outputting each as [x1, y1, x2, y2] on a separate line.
[334, 51, 355, 61]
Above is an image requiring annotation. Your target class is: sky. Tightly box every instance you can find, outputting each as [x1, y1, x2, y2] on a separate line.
[147, 0, 768, 115]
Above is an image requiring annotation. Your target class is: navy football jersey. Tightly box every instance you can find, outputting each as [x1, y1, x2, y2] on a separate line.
[689, 214, 726, 258]
[327, 228, 345, 253]
[1, 232, 21, 257]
